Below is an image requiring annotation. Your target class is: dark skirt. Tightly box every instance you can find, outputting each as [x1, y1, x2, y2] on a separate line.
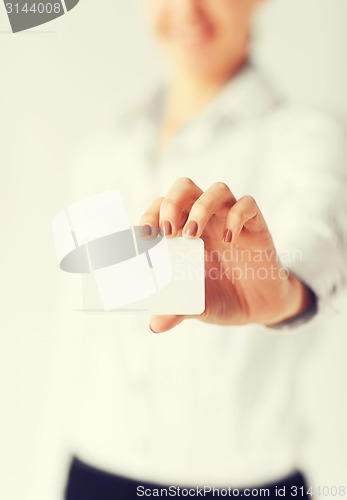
[65, 456, 309, 500]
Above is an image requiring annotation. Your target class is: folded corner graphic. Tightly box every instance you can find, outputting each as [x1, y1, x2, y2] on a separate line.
[4, 0, 80, 33]
[64, 0, 79, 11]
[52, 189, 205, 315]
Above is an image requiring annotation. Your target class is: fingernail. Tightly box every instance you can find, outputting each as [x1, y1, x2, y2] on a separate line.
[184, 220, 198, 237]
[223, 228, 232, 243]
[140, 225, 152, 238]
[161, 220, 172, 237]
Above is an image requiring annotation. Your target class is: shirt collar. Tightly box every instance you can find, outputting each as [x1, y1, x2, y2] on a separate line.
[147, 62, 281, 129]
[143, 62, 282, 162]
[206, 62, 281, 126]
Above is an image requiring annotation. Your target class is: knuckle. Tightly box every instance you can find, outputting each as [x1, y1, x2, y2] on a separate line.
[243, 195, 257, 206]
[214, 181, 230, 194]
[176, 176, 194, 187]
[193, 201, 209, 218]
[161, 198, 177, 213]
[229, 211, 244, 226]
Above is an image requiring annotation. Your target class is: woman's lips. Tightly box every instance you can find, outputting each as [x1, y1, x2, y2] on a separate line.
[169, 24, 214, 48]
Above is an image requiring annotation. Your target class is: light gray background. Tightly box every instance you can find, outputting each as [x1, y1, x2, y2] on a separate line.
[0, 0, 347, 498]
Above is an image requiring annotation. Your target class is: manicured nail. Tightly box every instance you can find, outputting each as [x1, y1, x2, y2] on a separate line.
[149, 324, 158, 334]
[140, 225, 152, 238]
[223, 229, 232, 243]
[184, 220, 198, 237]
[161, 220, 172, 237]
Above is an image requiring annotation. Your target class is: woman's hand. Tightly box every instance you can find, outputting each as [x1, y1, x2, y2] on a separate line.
[140, 178, 314, 333]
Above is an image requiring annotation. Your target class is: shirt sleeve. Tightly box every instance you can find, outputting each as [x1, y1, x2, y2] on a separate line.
[259, 107, 347, 325]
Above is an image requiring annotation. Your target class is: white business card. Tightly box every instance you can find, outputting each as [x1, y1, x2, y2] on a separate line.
[52, 189, 205, 315]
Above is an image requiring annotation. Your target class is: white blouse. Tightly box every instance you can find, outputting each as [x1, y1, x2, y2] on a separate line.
[31, 65, 347, 499]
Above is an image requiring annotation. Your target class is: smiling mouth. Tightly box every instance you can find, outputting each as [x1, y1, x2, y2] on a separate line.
[170, 24, 214, 48]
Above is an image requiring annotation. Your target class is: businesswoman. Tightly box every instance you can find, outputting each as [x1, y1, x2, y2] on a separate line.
[36, 1, 347, 499]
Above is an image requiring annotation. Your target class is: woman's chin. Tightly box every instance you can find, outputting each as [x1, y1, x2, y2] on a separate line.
[174, 54, 221, 78]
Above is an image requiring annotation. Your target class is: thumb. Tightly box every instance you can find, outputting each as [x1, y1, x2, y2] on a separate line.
[149, 315, 186, 334]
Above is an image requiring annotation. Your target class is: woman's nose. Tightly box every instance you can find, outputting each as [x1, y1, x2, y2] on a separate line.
[168, 0, 204, 23]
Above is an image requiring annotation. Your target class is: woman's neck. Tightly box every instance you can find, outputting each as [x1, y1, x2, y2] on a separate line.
[157, 59, 247, 154]
[166, 74, 226, 128]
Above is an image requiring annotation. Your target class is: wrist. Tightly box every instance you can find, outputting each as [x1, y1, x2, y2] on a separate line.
[264, 274, 316, 327]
